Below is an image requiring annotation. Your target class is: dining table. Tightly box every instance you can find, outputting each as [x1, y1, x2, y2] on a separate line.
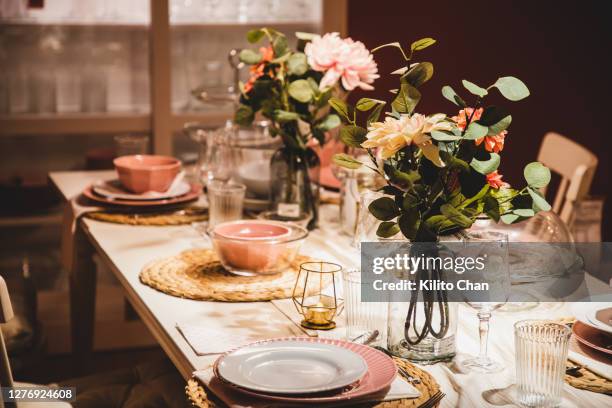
[49, 169, 612, 407]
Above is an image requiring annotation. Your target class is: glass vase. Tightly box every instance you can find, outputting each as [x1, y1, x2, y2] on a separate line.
[269, 146, 320, 230]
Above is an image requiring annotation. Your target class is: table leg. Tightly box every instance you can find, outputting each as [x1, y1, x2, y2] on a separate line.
[70, 223, 97, 369]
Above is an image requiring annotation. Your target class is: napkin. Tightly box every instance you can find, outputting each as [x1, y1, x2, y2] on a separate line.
[568, 336, 612, 380]
[176, 323, 257, 355]
[193, 367, 420, 408]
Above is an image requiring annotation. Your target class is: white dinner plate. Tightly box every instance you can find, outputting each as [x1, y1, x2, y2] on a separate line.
[215, 340, 368, 395]
[93, 179, 191, 201]
[571, 298, 612, 335]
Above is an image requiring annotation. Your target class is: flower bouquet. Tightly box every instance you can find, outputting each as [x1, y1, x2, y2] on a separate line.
[234, 28, 378, 228]
[332, 37, 552, 361]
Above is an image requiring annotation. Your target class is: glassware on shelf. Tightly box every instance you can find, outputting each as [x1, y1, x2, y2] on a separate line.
[461, 230, 510, 373]
[207, 180, 246, 229]
[514, 320, 571, 407]
[343, 268, 387, 346]
[80, 65, 107, 112]
[114, 134, 150, 157]
[28, 69, 57, 113]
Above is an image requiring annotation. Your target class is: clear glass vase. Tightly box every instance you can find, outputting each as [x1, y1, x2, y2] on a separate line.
[269, 146, 320, 230]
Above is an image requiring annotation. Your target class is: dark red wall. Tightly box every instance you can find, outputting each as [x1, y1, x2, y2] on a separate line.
[347, 0, 611, 239]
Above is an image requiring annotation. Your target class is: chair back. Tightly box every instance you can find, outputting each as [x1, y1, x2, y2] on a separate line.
[537, 132, 598, 223]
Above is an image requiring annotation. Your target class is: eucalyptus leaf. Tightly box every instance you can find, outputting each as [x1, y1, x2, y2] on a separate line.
[462, 79, 488, 97]
[356, 98, 384, 111]
[274, 110, 300, 122]
[431, 130, 461, 141]
[333, 153, 363, 170]
[411, 37, 436, 51]
[369, 197, 400, 221]
[404, 62, 434, 88]
[239, 49, 262, 65]
[398, 211, 421, 240]
[287, 53, 308, 76]
[463, 122, 488, 140]
[441, 85, 467, 107]
[316, 114, 341, 131]
[340, 125, 368, 148]
[487, 115, 512, 135]
[514, 208, 535, 217]
[272, 34, 289, 57]
[470, 153, 501, 174]
[501, 213, 520, 224]
[288, 79, 313, 103]
[524, 162, 551, 188]
[528, 187, 552, 211]
[492, 76, 530, 101]
[246, 29, 265, 43]
[377, 221, 400, 238]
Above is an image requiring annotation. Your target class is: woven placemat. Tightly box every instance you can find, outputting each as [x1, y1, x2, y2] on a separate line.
[86, 208, 207, 226]
[140, 249, 312, 302]
[185, 357, 441, 408]
[565, 361, 612, 395]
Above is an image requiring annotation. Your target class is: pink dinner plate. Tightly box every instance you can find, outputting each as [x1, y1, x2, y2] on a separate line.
[573, 321, 612, 355]
[212, 337, 397, 404]
[82, 183, 201, 207]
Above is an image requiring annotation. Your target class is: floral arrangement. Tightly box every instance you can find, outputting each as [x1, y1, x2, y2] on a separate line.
[234, 28, 378, 148]
[332, 38, 552, 242]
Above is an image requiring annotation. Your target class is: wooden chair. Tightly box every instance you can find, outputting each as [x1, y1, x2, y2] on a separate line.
[537, 132, 598, 224]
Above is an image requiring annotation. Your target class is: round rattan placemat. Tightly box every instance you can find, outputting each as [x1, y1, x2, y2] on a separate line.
[185, 357, 441, 408]
[86, 208, 208, 226]
[140, 249, 312, 302]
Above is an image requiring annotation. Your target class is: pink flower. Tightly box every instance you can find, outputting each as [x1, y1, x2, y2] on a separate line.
[305, 33, 379, 91]
[486, 170, 509, 189]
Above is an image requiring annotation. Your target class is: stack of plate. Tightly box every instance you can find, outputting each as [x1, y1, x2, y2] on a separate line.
[212, 337, 397, 404]
[82, 178, 201, 207]
[571, 302, 612, 356]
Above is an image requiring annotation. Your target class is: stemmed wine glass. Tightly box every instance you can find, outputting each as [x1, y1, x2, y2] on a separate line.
[460, 230, 510, 373]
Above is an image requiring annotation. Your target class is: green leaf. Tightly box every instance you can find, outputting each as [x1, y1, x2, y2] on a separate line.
[459, 184, 490, 208]
[235, 104, 254, 126]
[398, 211, 421, 240]
[431, 130, 461, 141]
[441, 85, 467, 107]
[246, 29, 265, 43]
[402, 192, 420, 210]
[274, 110, 300, 122]
[316, 114, 341, 131]
[470, 153, 501, 174]
[368, 197, 400, 221]
[524, 162, 551, 188]
[392, 80, 421, 114]
[287, 52, 308, 76]
[340, 125, 367, 148]
[492, 76, 530, 101]
[403, 62, 434, 88]
[462, 79, 488, 97]
[332, 153, 362, 170]
[367, 103, 384, 126]
[514, 208, 535, 217]
[487, 115, 512, 135]
[371, 42, 408, 60]
[501, 213, 520, 224]
[272, 34, 289, 57]
[295, 32, 319, 41]
[328, 97, 351, 122]
[410, 37, 436, 51]
[384, 164, 421, 190]
[356, 98, 384, 111]
[376, 221, 400, 238]
[288, 79, 314, 103]
[484, 196, 500, 222]
[239, 49, 262, 65]
[463, 122, 489, 140]
[477, 106, 510, 126]
[440, 204, 473, 228]
[528, 187, 552, 212]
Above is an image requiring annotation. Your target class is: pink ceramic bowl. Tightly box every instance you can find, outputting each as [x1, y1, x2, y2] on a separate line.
[114, 155, 181, 194]
[210, 220, 308, 276]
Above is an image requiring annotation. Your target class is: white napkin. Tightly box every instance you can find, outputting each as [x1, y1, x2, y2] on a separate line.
[176, 324, 256, 355]
[193, 367, 420, 408]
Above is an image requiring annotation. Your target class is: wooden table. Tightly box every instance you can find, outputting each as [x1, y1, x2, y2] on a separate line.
[50, 170, 611, 407]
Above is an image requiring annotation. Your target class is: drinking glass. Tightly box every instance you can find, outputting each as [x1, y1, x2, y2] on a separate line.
[207, 180, 246, 229]
[343, 268, 387, 346]
[461, 230, 510, 373]
[114, 134, 150, 157]
[514, 320, 571, 407]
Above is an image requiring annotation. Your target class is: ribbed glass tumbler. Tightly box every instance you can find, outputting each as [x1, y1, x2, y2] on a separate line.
[514, 320, 571, 408]
[343, 268, 387, 346]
